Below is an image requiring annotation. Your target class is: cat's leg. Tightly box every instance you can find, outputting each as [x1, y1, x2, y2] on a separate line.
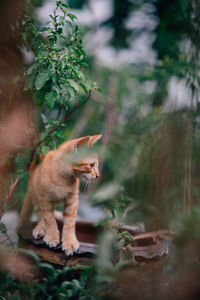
[62, 194, 79, 255]
[39, 198, 60, 248]
[32, 211, 46, 239]
[32, 192, 46, 239]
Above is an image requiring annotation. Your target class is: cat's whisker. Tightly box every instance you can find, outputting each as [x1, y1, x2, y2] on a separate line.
[87, 180, 90, 190]
[90, 178, 97, 190]
[83, 180, 87, 191]
[81, 180, 85, 189]
[82, 178, 86, 189]
[84, 181, 87, 191]
[92, 179, 96, 188]
[90, 180, 93, 189]
[84, 179, 89, 191]
[86, 180, 89, 191]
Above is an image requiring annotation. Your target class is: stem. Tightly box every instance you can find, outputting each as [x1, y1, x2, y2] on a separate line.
[36, 89, 92, 148]
[183, 100, 193, 214]
[53, 5, 59, 42]
[83, 73, 118, 201]
[0, 176, 20, 220]
[187, 109, 193, 214]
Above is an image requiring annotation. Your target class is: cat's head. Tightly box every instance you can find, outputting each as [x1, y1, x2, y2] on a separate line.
[65, 134, 102, 182]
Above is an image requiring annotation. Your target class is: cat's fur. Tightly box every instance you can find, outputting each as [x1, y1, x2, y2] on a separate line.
[18, 134, 102, 255]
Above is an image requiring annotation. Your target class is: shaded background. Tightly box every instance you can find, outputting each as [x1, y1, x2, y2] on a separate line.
[1, 1, 200, 298]
[1, 0, 200, 230]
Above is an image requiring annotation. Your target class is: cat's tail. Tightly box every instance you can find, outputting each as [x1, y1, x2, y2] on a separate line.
[18, 156, 42, 232]
[17, 189, 33, 233]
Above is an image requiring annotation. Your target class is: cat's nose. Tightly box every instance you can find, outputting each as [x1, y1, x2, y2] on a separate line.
[95, 172, 100, 178]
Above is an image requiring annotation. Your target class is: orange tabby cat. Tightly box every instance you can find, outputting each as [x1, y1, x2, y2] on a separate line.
[18, 134, 102, 255]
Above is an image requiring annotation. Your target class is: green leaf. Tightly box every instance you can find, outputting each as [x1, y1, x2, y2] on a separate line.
[45, 90, 57, 109]
[61, 281, 71, 290]
[35, 70, 51, 90]
[41, 145, 50, 156]
[80, 62, 89, 68]
[80, 83, 88, 93]
[19, 171, 29, 182]
[49, 14, 56, 21]
[59, 16, 65, 23]
[27, 62, 40, 75]
[24, 73, 36, 91]
[33, 89, 45, 106]
[0, 222, 7, 234]
[67, 87, 75, 100]
[67, 13, 77, 21]
[77, 70, 84, 80]
[38, 262, 55, 275]
[68, 79, 79, 92]
[40, 27, 49, 32]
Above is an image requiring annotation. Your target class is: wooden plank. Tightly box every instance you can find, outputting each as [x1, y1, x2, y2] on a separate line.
[19, 221, 170, 266]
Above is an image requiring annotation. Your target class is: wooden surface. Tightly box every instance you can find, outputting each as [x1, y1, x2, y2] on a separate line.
[19, 220, 170, 266]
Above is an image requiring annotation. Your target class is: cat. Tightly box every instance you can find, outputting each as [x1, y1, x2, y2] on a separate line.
[18, 134, 102, 255]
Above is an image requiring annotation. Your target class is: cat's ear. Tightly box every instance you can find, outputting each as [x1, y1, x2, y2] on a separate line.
[71, 136, 90, 150]
[89, 134, 102, 146]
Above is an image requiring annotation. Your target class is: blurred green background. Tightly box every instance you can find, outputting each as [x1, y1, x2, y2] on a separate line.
[1, 0, 200, 299]
[1, 0, 200, 234]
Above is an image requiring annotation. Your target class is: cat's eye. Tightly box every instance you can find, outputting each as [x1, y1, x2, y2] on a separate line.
[90, 162, 95, 167]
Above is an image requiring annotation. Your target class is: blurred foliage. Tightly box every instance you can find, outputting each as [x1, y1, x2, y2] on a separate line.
[102, 0, 134, 49]
[0, 249, 93, 300]
[1, 0, 200, 298]
[23, 0, 99, 152]
[24, 1, 88, 110]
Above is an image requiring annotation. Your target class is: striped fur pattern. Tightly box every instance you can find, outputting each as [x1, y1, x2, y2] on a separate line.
[18, 134, 102, 255]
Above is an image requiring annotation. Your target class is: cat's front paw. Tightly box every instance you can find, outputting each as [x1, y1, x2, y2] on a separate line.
[43, 231, 60, 248]
[33, 222, 46, 239]
[62, 239, 79, 256]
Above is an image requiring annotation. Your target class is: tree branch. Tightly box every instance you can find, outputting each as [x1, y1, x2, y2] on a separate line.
[0, 175, 20, 220]
[36, 89, 92, 149]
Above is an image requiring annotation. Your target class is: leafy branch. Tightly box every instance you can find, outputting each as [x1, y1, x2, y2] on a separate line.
[0, 1, 100, 219]
[0, 176, 20, 220]
[23, 0, 90, 111]
[23, 0, 100, 153]
[29, 89, 92, 165]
